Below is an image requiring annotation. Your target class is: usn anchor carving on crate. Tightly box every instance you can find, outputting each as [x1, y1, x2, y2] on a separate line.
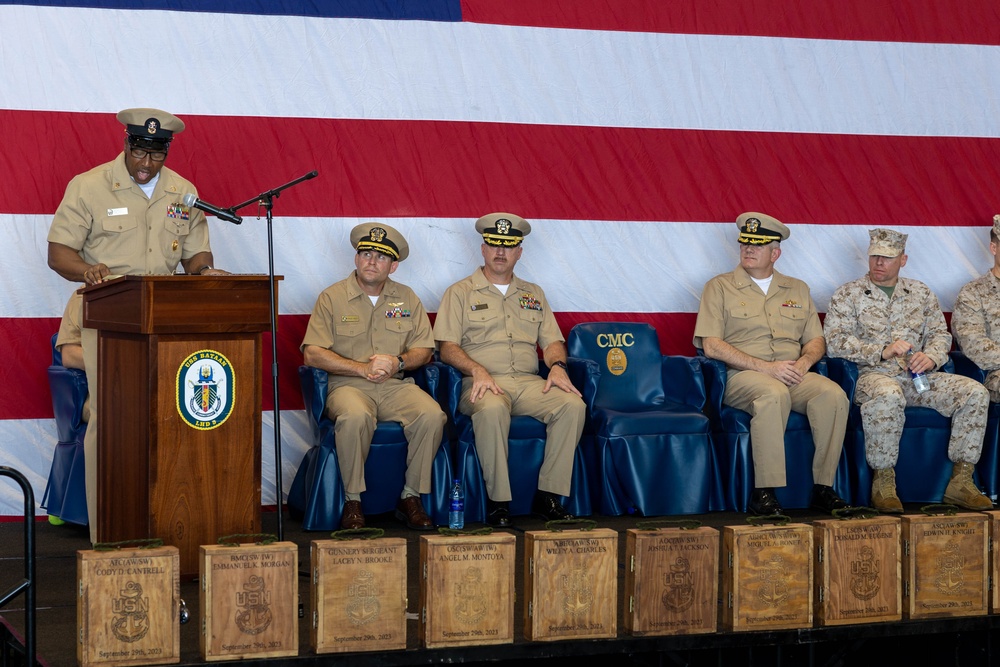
[561, 567, 594, 616]
[662, 557, 695, 612]
[849, 546, 882, 601]
[455, 567, 489, 624]
[112, 581, 150, 643]
[756, 554, 790, 608]
[346, 569, 382, 625]
[235, 576, 273, 635]
[935, 540, 966, 595]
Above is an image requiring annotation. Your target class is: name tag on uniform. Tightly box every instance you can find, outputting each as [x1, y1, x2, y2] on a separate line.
[107, 207, 128, 217]
[471, 303, 489, 311]
[341, 315, 360, 322]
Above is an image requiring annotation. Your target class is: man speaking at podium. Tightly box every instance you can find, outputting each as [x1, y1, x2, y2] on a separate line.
[46, 107, 228, 542]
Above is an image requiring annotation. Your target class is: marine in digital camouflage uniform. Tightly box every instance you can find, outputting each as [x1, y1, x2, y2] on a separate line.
[825, 228, 992, 511]
[952, 215, 1000, 402]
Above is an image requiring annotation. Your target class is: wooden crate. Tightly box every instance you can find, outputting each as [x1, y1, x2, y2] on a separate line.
[524, 528, 618, 641]
[721, 523, 813, 631]
[901, 513, 988, 620]
[199, 541, 298, 661]
[77, 545, 181, 667]
[309, 537, 407, 654]
[987, 510, 1000, 612]
[813, 517, 901, 626]
[624, 526, 718, 636]
[419, 533, 516, 648]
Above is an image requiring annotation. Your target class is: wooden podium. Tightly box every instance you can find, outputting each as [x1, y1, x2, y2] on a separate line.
[82, 275, 277, 576]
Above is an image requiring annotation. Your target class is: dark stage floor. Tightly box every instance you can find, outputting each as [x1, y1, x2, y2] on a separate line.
[2, 505, 999, 667]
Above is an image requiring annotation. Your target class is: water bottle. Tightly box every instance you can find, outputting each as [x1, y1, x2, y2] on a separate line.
[906, 348, 930, 394]
[449, 479, 465, 529]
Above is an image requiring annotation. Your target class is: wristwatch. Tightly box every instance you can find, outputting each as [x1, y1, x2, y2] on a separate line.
[198, 265, 213, 275]
[552, 360, 568, 371]
[397, 355, 405, 372]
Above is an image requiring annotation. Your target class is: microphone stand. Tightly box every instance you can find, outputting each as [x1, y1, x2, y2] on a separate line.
[229, 170, 319, 540]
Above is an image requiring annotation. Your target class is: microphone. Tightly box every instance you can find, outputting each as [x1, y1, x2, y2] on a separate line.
[182, 193, 242, 225]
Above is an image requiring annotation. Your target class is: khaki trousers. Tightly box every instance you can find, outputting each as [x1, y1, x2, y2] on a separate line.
[723, 370, 848, 488]
[325, 379, 446, 495]
[459, 374, 585, 501]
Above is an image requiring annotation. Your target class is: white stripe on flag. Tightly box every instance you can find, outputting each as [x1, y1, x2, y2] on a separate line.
[1, 6, 999, 137]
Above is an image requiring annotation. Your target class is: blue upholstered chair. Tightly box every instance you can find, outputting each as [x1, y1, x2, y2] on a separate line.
[697, 356, 850, 511]
[287, 365, 453, 530]
[946, 351, 1000, 502]
[827, 356, 970, 505]
[40, 334, 89, 526]
[436, 362, 592, 521]
[566, 322, 715, 516]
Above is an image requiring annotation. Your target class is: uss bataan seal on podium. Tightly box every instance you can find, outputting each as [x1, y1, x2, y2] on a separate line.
[176, 349, 235, 430]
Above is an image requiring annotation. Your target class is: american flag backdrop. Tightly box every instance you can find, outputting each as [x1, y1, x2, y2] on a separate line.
[1, 0, 999, 516]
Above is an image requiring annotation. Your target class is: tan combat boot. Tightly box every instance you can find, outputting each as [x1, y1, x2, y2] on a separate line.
[871, 468, 903, 514]
[943, 461, 993, 510]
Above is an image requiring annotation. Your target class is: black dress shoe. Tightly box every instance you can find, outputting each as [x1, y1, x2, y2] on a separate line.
[747, 488, 783, 516]
[531, 491, 574, 521]
[810, 484, 849, 514]
[485, 499, 511, 527]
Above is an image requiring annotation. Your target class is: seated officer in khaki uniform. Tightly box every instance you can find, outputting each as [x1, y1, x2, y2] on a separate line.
[434, 213, 585, 527]
[301, 223, 445, 530]
[56, 291, 86, 373]
[694, 212, 850, 515]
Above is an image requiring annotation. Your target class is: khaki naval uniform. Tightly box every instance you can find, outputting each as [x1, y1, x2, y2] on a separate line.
[693, 266, 848, 488]
[55, 291, 90, 422]
[433, 268, 585, 501]
[301, 273, 445, 496]
[825, 275, 989, 469]
[47, 154, 212, 541]
[952, 271, 1000, 401]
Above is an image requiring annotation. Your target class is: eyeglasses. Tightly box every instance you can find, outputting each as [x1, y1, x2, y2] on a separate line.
[128, 146, 168, 162]
[358, 250, 394, 264]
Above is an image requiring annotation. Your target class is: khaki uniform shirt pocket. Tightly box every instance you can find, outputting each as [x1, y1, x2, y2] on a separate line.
[466, 307, 499, 345]
[777, 307, 807, 338]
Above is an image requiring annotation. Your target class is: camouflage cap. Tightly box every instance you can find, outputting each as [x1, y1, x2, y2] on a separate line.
[993, 214, 1000, 240]
[867, 228, 907, 257]
[476, 212, 531, 247]
[351, 222, 409, 262]
[736, 212, 789, 245]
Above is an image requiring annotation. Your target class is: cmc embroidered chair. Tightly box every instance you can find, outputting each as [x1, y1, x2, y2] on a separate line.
[827, 356, 970, 505]
[566, 322, 715, 516]
[40, 333, 89, 526]
[287, 364, 453, 530]
[698, 355, 850, 511]
[436, 362, 592, 522]
[946, 350, 1000, 502]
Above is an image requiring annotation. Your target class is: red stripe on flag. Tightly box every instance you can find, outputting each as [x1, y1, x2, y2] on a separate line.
[461, 0, 1000, 46]
[2, 311, 701, 421]
[3, 111, 999, 226]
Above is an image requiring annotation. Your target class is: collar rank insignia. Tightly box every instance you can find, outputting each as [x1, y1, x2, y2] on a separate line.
[519, 293, 542, 311]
